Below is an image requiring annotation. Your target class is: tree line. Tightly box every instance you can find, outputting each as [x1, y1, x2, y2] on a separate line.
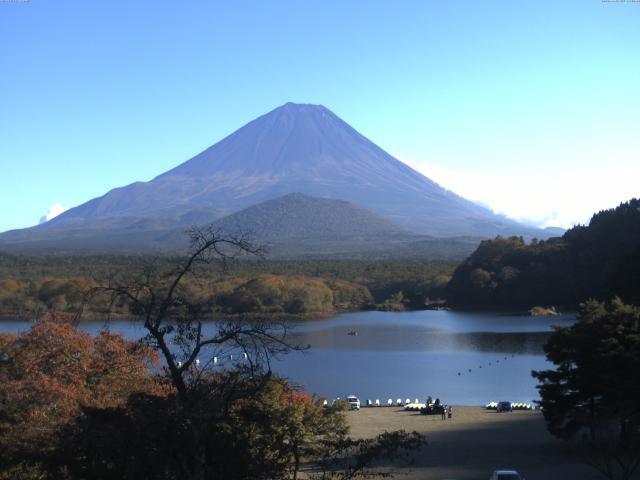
[0, 256, 454, 319]
[447, 199, 640, 309]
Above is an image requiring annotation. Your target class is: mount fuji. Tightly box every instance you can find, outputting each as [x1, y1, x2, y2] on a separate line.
[0, 103, 553, 255]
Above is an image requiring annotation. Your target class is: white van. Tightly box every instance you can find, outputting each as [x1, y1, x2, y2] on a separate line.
[346, 395, 361, 410]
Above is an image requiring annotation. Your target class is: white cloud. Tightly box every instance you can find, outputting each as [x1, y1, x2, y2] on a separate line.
[39, 203, 68, 224]
[398, 157, 638, 230]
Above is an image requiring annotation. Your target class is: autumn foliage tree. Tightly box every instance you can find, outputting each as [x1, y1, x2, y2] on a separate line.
[56, 374, 423, 480]
[226, 378, 349, 480]
[0, 321, 162, 472]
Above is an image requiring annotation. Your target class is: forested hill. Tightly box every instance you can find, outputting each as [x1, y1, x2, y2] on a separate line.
[213, 193, 406, 239]
[446, 199, 640, 309]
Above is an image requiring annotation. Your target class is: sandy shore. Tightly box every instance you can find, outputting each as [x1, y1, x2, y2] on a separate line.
[345, 406, 598, 480]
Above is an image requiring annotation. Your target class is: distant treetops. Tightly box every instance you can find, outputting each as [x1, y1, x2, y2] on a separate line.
[447, 198, 640, 309]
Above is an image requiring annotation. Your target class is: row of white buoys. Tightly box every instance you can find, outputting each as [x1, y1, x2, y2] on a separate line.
[375, 398, 430, 407]
[404, 402, 426, 411]
[485, 401, 533, 410]
[192, 352, 249, 367]
[322, 398, 431, 408]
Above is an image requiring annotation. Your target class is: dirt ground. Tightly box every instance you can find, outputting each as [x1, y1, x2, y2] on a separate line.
[345, 406, 599, 480]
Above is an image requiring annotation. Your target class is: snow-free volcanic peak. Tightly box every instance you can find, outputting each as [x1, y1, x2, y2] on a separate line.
[1, 102, 552, 249]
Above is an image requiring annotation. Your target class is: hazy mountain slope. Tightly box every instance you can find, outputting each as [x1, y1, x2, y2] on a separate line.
[0, 193, 480, 260]
[15, 102, 548, 238]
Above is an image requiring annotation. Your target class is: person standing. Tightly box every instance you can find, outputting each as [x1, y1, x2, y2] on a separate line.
[441, 405, 446, 420]
[447, 405, 452, 419]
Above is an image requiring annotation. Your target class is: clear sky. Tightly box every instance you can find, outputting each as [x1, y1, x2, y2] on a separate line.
[1, 0, 638, 232]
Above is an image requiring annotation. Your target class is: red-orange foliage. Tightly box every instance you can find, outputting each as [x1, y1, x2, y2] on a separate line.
[0, 321, 164, 459]
[284, 392, 313, 405]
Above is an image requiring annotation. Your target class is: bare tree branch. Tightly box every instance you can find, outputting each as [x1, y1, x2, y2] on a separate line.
[83, 224, 297, 402]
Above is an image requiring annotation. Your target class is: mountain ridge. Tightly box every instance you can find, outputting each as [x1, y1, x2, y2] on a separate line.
[0, 193, 480, 260]
[0, 102, 556, 254]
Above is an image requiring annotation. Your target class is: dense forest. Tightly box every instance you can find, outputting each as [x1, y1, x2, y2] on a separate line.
[3, 198, 638, 318]
[447, 199, 640, 309]
[0, 255, 455, 320]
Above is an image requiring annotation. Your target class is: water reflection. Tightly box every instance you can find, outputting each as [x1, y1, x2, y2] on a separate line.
[275, 310, 574, 404]
[0, 310, 574, 405]
[292, 327, 550, 354]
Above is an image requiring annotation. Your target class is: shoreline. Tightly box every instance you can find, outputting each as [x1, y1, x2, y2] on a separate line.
[0, 306, 573, 324]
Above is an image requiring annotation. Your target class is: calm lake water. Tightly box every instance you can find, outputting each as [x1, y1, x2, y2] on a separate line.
[0, 310, 575, 406]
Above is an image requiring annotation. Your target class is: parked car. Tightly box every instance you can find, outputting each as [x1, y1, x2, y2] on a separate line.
[496, 401, 512, 412]
[346, 395, 360, 410]
[490, 469, 524, 480]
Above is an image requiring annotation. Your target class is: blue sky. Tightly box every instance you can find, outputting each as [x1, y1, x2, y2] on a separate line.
[1, 0, 639, 232]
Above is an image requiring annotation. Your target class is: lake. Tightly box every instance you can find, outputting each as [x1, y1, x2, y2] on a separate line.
[0, 310, 574, 406]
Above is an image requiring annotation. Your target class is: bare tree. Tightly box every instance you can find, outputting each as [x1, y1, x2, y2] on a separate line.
[90, 225, 301, 400]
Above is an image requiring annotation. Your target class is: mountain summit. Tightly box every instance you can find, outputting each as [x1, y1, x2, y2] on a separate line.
[1, 103, 550, 252]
